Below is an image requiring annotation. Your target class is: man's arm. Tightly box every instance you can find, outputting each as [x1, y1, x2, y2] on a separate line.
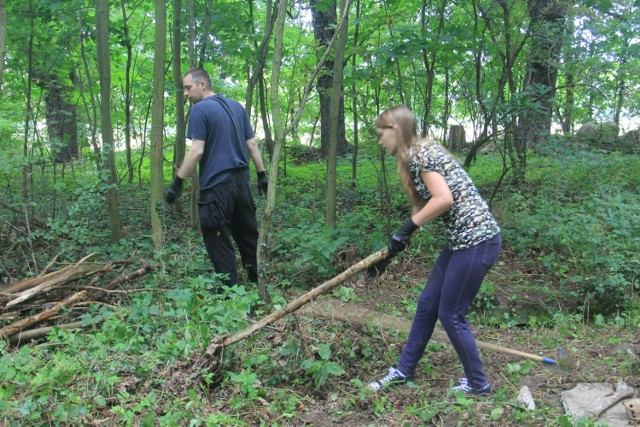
[246, 137, 266, 173]
[247, 137, 268, 194]
[176, 139, 205, 179]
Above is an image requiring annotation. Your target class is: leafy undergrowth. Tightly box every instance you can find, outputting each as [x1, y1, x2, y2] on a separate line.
[1, 250, 638, 426]
[1, 147, 639, 425]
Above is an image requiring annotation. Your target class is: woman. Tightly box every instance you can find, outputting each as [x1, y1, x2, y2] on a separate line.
[368, 105, 502, 394]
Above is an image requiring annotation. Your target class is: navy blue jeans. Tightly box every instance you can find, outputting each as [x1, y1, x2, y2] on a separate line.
[198, 170, 259, 288]
[397, 233, 502, 388]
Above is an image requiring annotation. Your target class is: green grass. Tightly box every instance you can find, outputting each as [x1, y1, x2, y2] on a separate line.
[0, 141, 638, 425]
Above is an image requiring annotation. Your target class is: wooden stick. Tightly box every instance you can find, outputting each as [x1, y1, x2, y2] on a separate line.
[300, 299, 557, 364]
[8, 321, 84, 345]
[0, 291, 87, 339]
[211, 248, 389, 351]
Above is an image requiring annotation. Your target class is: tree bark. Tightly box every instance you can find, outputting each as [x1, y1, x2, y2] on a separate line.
[258, 0, 290, 304]
[448, 125, 466, 152]
[95, 0, 123, 242]
[515, 0, 568, 183]
[150, 0, 166, 249]
[44, 79, 79, 164]
[120, 0, 134, 183]
[325, 0, 349, 229]
[0, 0, 6, 95]
[172, 0, 186, 215]
[311, 0, 347, 158]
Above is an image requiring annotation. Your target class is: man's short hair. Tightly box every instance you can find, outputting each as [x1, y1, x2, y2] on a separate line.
[184, 67, 212, 90]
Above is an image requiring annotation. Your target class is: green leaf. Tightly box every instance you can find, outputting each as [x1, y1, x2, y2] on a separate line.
[490, 407, 504, 421]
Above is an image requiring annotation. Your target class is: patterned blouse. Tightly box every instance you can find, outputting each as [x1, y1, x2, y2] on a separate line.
[409, 142, 500, 250]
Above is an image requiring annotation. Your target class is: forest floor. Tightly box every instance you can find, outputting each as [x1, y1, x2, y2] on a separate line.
[254, 247, 640, 426]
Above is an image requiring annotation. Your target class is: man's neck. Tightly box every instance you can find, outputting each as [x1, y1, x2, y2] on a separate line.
[203, 90, 216, 98]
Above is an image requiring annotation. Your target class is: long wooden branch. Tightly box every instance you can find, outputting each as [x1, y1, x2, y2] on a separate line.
[8, 321, 84, 345]
[2, 253, 103, 295]
[207, 247, 389, 354]
[0, 291, 87, 339]
[86, 262, 158, 300]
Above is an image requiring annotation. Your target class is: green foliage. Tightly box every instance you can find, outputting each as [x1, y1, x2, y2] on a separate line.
[498, 150, 640, 315]
[300, 344, 346, 388]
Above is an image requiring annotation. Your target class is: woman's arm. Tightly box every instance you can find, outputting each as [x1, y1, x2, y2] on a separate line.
[411, 171, 453, 226]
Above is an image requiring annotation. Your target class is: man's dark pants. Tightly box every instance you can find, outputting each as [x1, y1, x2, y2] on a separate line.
[198, 169, 259, 288]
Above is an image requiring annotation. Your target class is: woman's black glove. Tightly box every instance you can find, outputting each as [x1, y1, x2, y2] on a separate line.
[366, 254, 394, 279]
[388, 218, 419, 255]
[165, 176, 184, 203]
[257, 171, 268, 194]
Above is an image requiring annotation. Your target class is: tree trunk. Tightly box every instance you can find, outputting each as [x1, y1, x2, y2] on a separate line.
[197, 0, 213, 68]
[79, 22, 102, 171]
[448, 125, 466, 152]
[120, 0, 134, 183]
[325, 0, 348, 229]
[517, 0, 568, 161]
[186, 0, 199, 231]
[187, 0, 196, 68]
[246, 0, 276, 160]
[150, 0, 166, 249]
[258, 0, 289, 304]
[95, 0, 123, 242]
[311, 0, 347, 158]
[0, 0, 6, 95]
[350, 0, 361, 186]
[44, 80, 79, 164]
[420, 0, 446, 137]
[172, 0, 186, 214]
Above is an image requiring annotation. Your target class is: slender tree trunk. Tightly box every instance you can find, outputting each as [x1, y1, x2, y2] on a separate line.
[197, 0, 213, 68]
[420, 0, 446, 137]
[325, 0, 348, 229]
[258, 71, 273, 160]
[187, 0, 196, 68]
[186, 0, 199, 230]
[172, 0, 186, 214]
[311, 0, 347, 158]
[258, 0, 290, 304]
[350, 0, 360, 187]
[246, 0, 275, 119]
[95, 0, 123, 242]
[151, 0, 167, 249]
[23, 0, 34, 210]
[0, 0, 6, 95]
[79, 23, 102, 172]
[613, 56, 626, 125]
[120, 0, 134, 183]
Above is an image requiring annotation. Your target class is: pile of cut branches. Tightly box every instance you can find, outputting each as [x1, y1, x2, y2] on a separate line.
[0, 254, 157, 345]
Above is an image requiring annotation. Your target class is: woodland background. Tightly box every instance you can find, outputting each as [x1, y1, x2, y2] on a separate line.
[0, 0, 638, 425]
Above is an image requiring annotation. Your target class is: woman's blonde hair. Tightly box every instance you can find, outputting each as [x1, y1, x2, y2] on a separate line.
[376, 105, 424, 209]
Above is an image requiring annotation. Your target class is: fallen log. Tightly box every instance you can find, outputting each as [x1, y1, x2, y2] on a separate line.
[0, 291, 87, 339]
[8, 321, 84, 345]
[2, 254, 110, 309]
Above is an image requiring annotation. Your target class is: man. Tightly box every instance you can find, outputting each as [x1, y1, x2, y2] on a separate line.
[166, 67, 268, 289]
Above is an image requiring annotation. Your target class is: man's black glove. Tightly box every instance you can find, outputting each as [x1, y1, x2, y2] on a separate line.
[257, 171, 268, 194]
[388, 218, 419, 255]
[165, 176, 184, 204]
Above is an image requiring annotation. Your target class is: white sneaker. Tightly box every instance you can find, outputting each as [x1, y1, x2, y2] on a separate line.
[368, 367, 409, 391]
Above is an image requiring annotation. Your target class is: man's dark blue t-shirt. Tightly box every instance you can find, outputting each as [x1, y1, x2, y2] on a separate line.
[186, 94, 255, 191]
